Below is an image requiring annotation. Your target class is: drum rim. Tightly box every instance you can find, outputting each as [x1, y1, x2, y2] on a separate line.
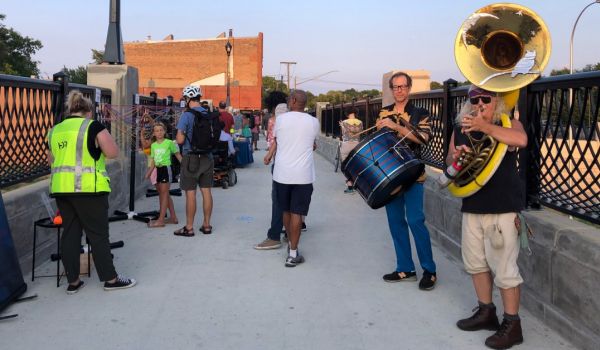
[364, 159, 423, 206]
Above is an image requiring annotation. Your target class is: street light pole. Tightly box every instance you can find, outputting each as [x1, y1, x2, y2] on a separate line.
[567, 1, 598, 218]
[225, 29, 233, 107]
[570, 1, 600, 74]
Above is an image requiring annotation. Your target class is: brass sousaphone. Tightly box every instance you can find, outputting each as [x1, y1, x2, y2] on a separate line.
[448, 3, 551, 197]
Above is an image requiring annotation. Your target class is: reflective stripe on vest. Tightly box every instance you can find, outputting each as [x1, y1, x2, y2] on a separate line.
[49, 118, 110, 194]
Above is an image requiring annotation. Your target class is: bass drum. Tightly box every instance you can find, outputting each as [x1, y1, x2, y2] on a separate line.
[341, 128, 424, 209]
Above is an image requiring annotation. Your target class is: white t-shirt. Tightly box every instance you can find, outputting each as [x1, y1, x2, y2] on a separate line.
[273, 111, 320, 184]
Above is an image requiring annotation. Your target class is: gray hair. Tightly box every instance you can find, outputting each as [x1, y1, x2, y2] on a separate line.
[274, 103, 288, 117]
[456, 97, 506, 125]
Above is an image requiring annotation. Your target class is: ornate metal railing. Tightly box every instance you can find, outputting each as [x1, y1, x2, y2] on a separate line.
[0, 74, 111, 188]
[321, 73, 600, 225]
[524, 72, 599, 223]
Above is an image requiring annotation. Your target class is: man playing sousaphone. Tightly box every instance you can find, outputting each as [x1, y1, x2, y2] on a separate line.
[375, 71, 437, 291]
[448, 85, 527, 349]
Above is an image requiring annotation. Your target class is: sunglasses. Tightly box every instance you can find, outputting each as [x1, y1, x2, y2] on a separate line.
[469, 96, 492, 105]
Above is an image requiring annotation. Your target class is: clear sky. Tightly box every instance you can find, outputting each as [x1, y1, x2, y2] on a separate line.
[2, 0, 600, 94]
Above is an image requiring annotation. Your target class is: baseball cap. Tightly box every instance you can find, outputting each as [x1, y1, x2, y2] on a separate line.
[468, 85, 497, 98]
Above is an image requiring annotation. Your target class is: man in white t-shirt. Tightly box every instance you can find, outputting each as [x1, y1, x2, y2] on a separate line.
[263, 90, 319, 267]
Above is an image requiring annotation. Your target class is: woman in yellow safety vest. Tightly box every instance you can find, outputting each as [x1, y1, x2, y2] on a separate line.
[46, 90, 136, 294]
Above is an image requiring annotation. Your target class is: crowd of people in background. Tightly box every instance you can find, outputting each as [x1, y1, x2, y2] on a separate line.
[46, 70, 528, 349]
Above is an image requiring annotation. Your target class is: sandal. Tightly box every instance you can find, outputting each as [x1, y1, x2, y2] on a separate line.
[173, 226, 195, 237]
[148, 220, 165, 228]
[199, 225, 213, 235]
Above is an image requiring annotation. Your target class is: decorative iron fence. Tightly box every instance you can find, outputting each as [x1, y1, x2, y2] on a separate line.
[321, 73, 600, 225]
[0, 73, 112, 189]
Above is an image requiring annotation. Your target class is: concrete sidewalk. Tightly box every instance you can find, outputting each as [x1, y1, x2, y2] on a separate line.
[0, 146, 576, 350]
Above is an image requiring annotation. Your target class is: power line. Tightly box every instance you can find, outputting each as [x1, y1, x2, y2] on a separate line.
[307, 79, 380, 87]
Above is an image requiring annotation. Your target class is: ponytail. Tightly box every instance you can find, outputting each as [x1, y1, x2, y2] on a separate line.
[66, 90, 93, 115]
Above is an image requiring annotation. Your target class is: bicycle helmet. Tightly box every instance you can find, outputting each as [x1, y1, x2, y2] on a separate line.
[182, 85, 202, 99]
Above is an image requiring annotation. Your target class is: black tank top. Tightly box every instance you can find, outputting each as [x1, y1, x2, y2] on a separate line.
[454, 126, 524, 214]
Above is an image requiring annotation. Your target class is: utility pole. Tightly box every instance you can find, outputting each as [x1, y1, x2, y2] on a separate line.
[280, 61, 296, 90]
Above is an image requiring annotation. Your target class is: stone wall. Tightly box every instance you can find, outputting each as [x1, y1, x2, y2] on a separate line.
[3, 154, 148, 277]
[316, 134, 600, 350]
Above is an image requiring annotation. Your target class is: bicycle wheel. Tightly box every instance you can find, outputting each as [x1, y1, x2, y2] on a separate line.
[334, 142, 341, 173]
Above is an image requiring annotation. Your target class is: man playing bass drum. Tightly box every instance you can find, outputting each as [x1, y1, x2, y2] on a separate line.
[375, 71, 437, 291]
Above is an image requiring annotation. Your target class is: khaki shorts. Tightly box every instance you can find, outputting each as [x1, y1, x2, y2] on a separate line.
[461, 212, 523, 289]
[180, 154, 213, 190]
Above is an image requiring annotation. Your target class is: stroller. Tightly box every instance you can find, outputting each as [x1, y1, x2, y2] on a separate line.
[213, 141, 237, 189]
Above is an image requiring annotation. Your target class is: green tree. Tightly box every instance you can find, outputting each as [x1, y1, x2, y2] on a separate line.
[430, 81, 443, 90]
[550, 62, 600, 76]
[581, 62, 600, 72]
[62, 65, 87, 84]
[305, 88, 382, 110]
[262, 76, 288, 96]
[91, 49, 104, 64]
[550, 67, 570, 76]
[0, 14, 43, 77]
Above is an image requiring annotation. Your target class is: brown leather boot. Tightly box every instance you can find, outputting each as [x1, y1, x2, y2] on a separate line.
[456, 305, 500, 331]
[485, 318, 523, 349]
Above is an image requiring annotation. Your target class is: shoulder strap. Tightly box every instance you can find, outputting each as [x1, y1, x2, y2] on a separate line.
[187, 108, 204, 118]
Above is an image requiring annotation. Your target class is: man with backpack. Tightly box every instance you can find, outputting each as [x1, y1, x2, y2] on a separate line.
[174, 85, 221, 236]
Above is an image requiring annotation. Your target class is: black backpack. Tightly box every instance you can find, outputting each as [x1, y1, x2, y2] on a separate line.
[187, 108, 222, 154]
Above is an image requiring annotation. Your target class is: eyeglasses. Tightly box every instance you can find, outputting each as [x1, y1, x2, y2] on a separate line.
[391, 84, 410, 91]
[469, 96, 492, 105]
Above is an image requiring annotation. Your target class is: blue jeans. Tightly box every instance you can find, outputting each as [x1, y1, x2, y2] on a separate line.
[267, 165, 284, 241]
[384, 183, 436, 273]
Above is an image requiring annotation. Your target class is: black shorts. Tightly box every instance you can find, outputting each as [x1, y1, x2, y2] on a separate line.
[274, 181, 313, 216]
[156, 166, 173, 183]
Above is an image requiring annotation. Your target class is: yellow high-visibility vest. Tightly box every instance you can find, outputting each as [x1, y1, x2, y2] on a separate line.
[48, 117, 110, 195]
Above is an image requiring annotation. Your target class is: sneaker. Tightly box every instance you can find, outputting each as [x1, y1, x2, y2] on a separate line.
[382, 271, 417, 282]
[66, 280, 84, 295]
[343, 188, 355, 194]
[285, 254, 305, 267]
[419, 270, 437, 290]
[301, 222, 307, 232]
[104, 275, 137, 291]
[254, 238, 282, 250]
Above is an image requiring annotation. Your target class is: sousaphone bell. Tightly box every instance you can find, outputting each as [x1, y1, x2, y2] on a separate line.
[447, 3, 551, 197]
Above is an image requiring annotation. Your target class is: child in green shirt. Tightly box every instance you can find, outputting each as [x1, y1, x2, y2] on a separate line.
[145, 122, 182, 227]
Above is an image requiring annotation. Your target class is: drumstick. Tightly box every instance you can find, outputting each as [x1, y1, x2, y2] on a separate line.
[351, 115, 403, 137]
[350, 125, 377, 137]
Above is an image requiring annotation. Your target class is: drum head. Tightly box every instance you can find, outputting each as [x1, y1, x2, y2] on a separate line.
[367, 161, 424, 209]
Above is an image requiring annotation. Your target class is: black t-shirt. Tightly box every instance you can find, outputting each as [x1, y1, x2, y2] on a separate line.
[453, 125, 523, 213]
[381, 102, 431, 154]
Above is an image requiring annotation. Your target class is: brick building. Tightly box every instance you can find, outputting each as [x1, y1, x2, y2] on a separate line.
[124, 33, 263, 110]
